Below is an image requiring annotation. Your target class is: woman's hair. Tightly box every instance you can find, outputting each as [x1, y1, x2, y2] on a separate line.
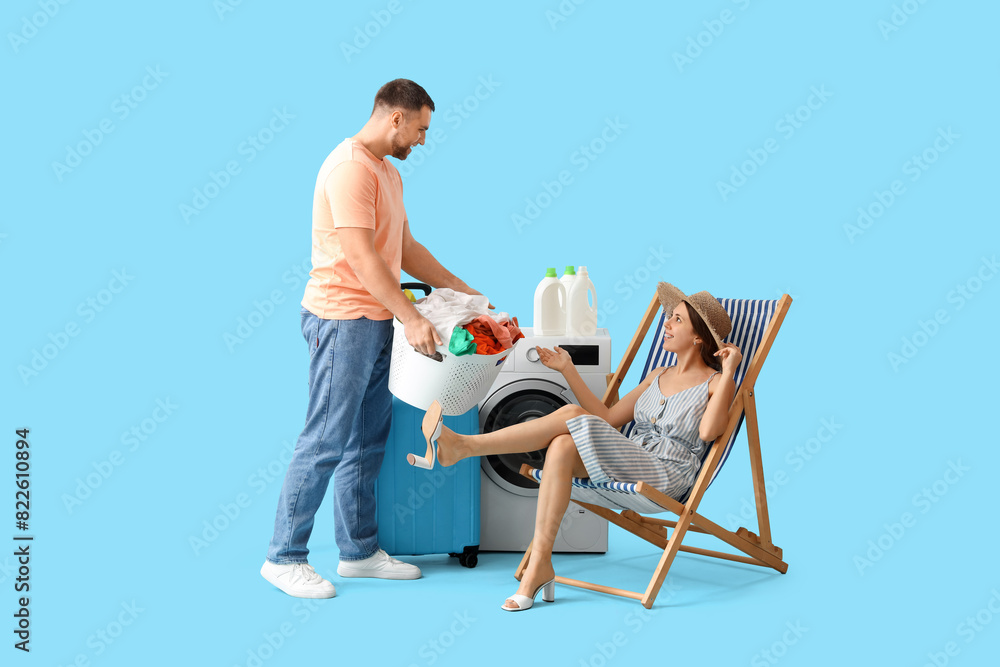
[684, 301, 722, 371]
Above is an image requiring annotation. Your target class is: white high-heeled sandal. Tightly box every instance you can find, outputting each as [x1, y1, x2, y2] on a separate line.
[408, 400, 443, 470]
[501, 578, 555, 612]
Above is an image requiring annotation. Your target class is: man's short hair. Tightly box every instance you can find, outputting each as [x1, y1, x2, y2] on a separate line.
[372, 79, 435, 116]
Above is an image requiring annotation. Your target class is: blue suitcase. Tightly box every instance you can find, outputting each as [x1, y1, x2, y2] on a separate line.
[376, 397, 481, 567]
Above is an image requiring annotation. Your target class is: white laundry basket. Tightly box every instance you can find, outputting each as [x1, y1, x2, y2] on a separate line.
[388, 318, 511, 416]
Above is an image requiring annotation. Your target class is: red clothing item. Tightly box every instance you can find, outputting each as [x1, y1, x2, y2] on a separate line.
[498, 316, 525, 348]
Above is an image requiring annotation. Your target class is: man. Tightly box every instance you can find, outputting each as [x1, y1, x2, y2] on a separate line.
[261, 79, 483, 598]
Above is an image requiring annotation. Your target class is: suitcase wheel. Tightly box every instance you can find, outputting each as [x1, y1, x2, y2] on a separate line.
[449, 546, 479, 568]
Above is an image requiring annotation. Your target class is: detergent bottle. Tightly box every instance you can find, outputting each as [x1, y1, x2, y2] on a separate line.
[566, 266, 598, 337]
[559, 265, 577, 295]
[533, 268, 566, 335]
[557, 265, 576, 321]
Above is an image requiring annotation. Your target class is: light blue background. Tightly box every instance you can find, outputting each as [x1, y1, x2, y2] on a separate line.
[4, 1, 998, 665]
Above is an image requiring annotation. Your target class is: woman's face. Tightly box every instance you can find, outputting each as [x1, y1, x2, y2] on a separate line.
[662, 301, 700, 351]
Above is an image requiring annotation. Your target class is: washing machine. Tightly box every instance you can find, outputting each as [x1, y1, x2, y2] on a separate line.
[479, 327, 611, 553]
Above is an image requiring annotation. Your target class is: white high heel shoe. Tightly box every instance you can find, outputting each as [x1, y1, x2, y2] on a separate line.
[408, 400, 443, 469]
[501, 579, 556, 612]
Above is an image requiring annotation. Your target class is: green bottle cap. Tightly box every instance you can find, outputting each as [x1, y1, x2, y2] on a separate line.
[564, 266, 576, 275]
[545, 268, 557, 277]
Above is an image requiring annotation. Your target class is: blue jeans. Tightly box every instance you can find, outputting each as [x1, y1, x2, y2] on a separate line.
[267, 309, 394, 563]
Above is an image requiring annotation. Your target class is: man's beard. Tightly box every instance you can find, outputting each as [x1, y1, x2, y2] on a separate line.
[390, 138, 412, 160]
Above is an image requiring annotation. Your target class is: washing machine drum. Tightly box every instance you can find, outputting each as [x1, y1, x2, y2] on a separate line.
[480, 381, 570, 492]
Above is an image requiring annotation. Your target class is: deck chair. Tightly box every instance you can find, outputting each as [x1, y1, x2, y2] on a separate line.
[516, 292, 792, 608]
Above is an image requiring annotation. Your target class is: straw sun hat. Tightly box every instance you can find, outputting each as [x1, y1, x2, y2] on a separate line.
[656, 282, 732, 347]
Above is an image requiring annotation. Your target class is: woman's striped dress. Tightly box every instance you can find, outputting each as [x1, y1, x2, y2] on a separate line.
[565, 369, 719, 501]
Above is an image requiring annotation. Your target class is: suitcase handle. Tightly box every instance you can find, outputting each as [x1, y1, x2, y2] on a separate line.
[400, 282, 432, 297]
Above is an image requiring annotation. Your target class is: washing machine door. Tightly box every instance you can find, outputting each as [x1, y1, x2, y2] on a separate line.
[479, 378, 571, 497]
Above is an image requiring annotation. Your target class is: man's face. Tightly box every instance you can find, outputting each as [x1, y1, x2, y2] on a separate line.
[389, 105, 431, 160]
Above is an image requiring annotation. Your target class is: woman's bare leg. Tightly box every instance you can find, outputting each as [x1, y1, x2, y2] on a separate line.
[435, 404, 587, 466]
[503, 434, 588, 609]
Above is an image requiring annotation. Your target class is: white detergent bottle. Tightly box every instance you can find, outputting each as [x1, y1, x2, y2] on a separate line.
[559, 265, 577, 295]
[533, 268, 566, 336]
[566, 266, 598, 337]
[557, 265, 576, 320]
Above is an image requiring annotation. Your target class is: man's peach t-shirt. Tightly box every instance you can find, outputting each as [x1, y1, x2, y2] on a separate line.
[301, 139, 406, 320]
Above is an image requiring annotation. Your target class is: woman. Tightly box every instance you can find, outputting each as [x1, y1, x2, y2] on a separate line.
[409, 282, 742, 611]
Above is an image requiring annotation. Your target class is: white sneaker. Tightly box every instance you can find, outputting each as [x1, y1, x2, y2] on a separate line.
[260, 561, 336, 598]
[336, 549, 421, 580]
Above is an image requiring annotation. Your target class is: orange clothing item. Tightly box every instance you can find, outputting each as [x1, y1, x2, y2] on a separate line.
[467, 324, 504, 355]
[464, 316, 525, 355]
[301, 139, 407, 320]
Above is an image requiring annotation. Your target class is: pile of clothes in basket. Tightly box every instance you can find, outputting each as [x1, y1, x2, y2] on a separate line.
[413, 288, 524, 356]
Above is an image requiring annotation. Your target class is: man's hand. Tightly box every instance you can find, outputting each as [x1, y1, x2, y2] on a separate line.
[449, 283, 494, 310]
[403, 315, 442, 357]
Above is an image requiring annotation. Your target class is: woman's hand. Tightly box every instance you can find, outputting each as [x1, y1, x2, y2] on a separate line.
[714, 342, 742, 375]
[537, 346, 573, 373]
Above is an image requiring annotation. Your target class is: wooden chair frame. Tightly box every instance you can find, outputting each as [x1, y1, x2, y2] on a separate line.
[516, 293, 792, 608]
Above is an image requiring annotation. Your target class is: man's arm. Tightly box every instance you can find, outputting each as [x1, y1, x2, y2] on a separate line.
[401, 220, 483, 297]
[338, 226, 441, 355]
[326, 162, 442, 354]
